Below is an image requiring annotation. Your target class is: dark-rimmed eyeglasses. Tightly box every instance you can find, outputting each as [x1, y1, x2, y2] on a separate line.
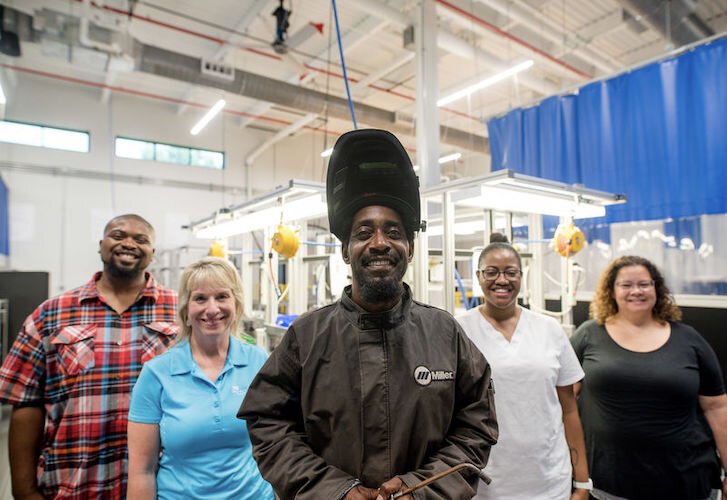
[477, 267, 522, 280]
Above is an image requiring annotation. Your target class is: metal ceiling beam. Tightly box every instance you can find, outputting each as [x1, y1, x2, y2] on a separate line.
[137, 44, 489, 153]
[177, 0, 271, 115]
[353, 0, 559, 97]
[236, 14, 386, 129]
[465, 0, 621, 75]
[617, 0, 713, 47]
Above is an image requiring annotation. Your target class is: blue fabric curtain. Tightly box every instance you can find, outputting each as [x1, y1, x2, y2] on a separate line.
[488, 37, 727, 231]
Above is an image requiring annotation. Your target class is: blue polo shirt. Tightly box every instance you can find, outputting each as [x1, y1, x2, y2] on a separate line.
[129, 338, 274, 500]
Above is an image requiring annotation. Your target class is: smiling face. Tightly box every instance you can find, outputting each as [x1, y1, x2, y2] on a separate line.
[477, 247, 522, 313]
[342, 205, 413, 312]
[187, 286, 236, 339]
[99, 218, 155, 279]
[612, 265, 656, 317]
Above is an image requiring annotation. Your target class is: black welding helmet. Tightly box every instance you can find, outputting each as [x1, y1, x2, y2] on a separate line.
[326, 129, 421, 241]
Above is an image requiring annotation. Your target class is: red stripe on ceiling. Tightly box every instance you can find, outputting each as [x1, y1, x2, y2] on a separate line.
[80, 0, 484, 123]
[435, 0, 592, 80]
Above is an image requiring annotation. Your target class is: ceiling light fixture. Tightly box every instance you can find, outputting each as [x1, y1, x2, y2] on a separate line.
[190, 180, 327, 239]
[446, 170, 625, 219]
[0, 81, 6, 104]
[413, 152, 462, 171]
[437, 60, 534, 107]
[438, 152, 462, 164]
[190, 99, 226, 136]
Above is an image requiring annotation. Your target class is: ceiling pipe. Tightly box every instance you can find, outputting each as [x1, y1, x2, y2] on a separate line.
[243, 51, 416, 164]
[353, 0, 558, 97]
[177, 0, 271, 115]
[234, 14, 389, 160]
[617, 0, 712, 47]
[351, 51, 415, 97]
[237, 14, 387, 129]
[138, 44, 489, 153]
[245, 113, 319, 165]
[460, 0, 620, 75]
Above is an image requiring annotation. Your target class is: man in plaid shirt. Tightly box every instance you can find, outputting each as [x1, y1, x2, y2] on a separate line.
[0, 214, 178, 499]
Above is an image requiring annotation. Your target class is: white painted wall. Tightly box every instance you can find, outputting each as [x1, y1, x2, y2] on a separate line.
[0, 72, 333, 295]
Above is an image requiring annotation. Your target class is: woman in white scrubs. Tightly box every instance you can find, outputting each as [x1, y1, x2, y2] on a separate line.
[457, 234, 591, 500]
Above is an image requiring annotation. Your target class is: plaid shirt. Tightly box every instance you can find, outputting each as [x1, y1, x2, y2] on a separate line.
[0, 272, 178, 500]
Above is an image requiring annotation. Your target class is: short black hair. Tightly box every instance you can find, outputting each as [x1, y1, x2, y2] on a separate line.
[477, 232, 521, 268]
[104, 214, 155, 238]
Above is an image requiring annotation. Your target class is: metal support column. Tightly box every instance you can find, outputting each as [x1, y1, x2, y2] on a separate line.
[527, 213, 545, 312]
[288, 222, 307, 314]
[443, 191, 455, 314]
[415, 0, 440, 189]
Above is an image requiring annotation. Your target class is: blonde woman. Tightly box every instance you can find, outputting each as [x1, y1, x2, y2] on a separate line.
[572, 255, 727, 500]
[127, 257, 273, 499]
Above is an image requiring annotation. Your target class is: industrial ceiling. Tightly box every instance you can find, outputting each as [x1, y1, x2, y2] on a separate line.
[1, 0, 725, 169]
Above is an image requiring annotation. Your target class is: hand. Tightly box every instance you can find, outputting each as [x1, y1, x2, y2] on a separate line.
[570, 488, 590, 500]
[721, 476, 727, 500]
[375, 477, 412, 500]
[345, 485, 379, 500]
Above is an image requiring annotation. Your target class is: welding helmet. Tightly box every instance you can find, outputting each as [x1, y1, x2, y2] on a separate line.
[326, 129, 422, 241]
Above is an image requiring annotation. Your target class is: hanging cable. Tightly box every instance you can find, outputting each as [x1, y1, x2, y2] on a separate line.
[267, 249, 291, 304]
[330, 0, 357, 128]
[454, 267, 474, 310]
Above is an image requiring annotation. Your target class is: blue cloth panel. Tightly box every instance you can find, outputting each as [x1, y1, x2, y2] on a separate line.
[488, 37, 727, 224]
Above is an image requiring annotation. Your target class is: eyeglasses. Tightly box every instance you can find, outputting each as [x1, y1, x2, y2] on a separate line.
[615, 280, 655, 291]
[477, 267, 522, 280]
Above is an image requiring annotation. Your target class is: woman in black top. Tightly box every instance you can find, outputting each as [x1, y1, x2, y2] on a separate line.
[571, 255, 727, 500]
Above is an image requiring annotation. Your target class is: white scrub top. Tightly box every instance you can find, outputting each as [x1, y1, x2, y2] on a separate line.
[457, 306, 584, 500]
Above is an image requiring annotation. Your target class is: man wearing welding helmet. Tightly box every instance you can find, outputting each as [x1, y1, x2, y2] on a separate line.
[239, 129, 498, 500]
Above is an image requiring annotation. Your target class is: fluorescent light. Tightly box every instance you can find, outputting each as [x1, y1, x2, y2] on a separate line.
[190, 99, 226, 136]
[0, 82, 6, 105]
[321, 147, 333, 158]
[438, 152, 461, 164]
[458, 185, 605, 219]
[413, 152, 462, 171]
[426, 220, 482, 236]
[437, 60, 534, 107]
[195, 194, 327, 239]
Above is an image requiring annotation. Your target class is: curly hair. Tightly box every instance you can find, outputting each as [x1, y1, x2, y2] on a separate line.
[590, 255, 681, 324]
[176, 257, 245, 345]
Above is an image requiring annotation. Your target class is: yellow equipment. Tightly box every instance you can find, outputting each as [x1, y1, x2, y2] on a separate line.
[553, 221, 585, 257]
[271, 224, 300, 259]
[208, 240, 227, 258]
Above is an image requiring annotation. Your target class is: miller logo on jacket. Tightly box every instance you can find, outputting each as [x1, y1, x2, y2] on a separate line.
[413, 365, 455, 386]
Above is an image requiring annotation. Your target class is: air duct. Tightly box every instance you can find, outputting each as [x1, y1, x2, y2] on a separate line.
[137, 44, 488, 154]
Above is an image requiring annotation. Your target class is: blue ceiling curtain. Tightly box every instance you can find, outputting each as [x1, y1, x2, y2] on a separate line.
[488, 36, 727, 228]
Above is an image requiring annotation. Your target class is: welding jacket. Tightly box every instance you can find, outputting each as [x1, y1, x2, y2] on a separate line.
[238, 284, 498, 500]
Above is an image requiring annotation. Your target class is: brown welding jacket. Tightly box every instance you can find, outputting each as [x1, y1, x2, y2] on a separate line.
[238, 284, 498, 500]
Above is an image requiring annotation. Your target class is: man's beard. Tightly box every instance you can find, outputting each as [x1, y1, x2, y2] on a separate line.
[352, 263, 406, 304]
[103, 259, 144, 280]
